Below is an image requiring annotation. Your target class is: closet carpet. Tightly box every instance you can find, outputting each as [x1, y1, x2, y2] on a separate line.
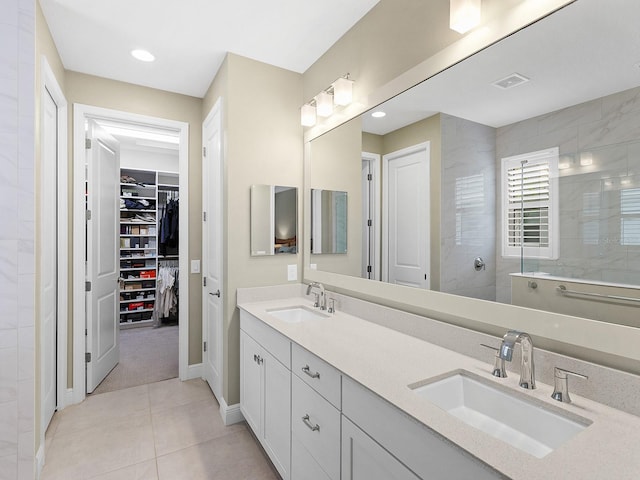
[92, 325, 179, 395]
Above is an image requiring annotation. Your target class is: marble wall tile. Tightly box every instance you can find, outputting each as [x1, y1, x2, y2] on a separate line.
[0, 348, 18, 404]
[0, 401, 18, 458]
[0, 454, 17, 480]
[538, 97, 602, 135]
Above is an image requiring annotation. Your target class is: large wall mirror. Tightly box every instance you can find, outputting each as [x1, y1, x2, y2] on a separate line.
[251, 185, 298, 255]
[305, 0, 640, 369]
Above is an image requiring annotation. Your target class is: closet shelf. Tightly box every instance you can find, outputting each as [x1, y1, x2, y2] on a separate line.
[120, 256, 156, 260]
[120, 297, 155, 303]
[120, 196, 156, 200]
[121, 267, 156, 272]
[120, 308, 154, 314]
[119, 287, 155, 293]
[120, 234, 155, 238]
[120, 182, 155, 188]
[120, 247, 157, 250]
[120, 209, 157, 213]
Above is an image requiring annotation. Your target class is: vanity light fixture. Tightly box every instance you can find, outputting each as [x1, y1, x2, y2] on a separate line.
[315, 91, 334, 117]
[131, 49, 155, 62]
[450, 0, 481, 34]
[301, 103, 317, 127]
[300, 74, 355, 126]
[371, 111, 386, 118]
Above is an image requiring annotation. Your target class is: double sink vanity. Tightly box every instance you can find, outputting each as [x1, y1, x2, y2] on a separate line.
[238, 284, 640, 480]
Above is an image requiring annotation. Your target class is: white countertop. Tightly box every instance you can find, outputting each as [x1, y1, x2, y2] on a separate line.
[238, 296, 640, 480]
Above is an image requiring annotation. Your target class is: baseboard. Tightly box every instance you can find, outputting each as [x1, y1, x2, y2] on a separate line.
[63, 388, 74, 407]
[220, 397, 244, 426]
[36, 443, 45, 479]
[186, 363, 203, 380]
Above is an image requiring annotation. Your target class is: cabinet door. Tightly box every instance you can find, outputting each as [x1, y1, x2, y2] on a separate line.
[263, 349, 291, 480]
[240, 331, 262, 436]
[342, 416, 420, 480]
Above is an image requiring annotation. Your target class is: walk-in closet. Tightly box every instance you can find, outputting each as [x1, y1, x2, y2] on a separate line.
[91, 121, 181, 395]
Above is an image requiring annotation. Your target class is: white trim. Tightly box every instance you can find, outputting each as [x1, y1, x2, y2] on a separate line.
[36, 443, 45, 479]
[219, 399, 244, 426]
[63, 388, 75, 407]
[73, 104, 190, 404]
[361, 152, 381, 281]
[186, 362, 203, 380]
[40, 56, 69, 453]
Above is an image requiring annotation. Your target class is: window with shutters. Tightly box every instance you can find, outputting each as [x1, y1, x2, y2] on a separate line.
[621, 188, 640, 246]
[501, 147, 559, 259]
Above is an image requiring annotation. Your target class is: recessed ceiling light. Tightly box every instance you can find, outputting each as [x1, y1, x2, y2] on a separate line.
[371, 111, 386, 118]
[131, 49, 155, 62]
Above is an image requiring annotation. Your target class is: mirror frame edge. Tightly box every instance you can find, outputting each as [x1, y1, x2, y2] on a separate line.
[302, 0, 640, 374]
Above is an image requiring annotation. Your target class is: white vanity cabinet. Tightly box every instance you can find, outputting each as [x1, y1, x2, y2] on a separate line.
[240, 311, 291, 480]
[342, 377, 505, 480]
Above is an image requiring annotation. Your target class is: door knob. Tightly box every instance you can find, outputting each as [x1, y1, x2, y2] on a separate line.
[209, 290, 221, 297]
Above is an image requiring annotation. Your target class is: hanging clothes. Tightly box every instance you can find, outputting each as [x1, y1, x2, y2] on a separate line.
[159, 198, 179, 256]
[152, 264, 178, 327]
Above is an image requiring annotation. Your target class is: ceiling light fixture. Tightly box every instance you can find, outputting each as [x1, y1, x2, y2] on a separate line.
[450, 0, 481, 34]
[131, 49, 155, 62]
[371, 111, 386, 118]
[300, 74, 355, 127]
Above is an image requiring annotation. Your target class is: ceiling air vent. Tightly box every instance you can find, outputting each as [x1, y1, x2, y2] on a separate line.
[493, 73, 530, 90]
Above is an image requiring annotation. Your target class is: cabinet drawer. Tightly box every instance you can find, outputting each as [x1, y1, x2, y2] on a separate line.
[240, 309, 290, 368]
[292, 433, 332, 480]
[292, 375, 341, 480]
[292, 342, 341, 408]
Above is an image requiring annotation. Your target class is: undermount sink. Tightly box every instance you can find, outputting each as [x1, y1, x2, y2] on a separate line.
[267, 306, 329, 324]
[409, 370, 591, 458]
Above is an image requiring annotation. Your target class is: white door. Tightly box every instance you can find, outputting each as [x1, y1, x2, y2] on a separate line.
[202, 101, 223, 400]
[86, 120, 120, 393]
[42, 88, 58, 427]
[383, 143, 430, 289]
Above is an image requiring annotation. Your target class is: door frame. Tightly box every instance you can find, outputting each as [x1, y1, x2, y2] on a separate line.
[381, 142, 430, 286]
[39, 56, 68, 444]
[361, 152, 381, 280]
[201, 99, 224, 403]
[72, 104, 189, 404]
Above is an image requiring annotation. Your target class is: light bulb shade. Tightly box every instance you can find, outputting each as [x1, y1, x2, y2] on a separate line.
[301, 104, 317, 127]
[315, 91, 334, 117]
[450, 0, 481, 34]
[332, 77, 354, 106]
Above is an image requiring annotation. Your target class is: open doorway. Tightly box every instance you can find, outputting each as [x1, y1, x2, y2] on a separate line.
[72, 105, 189, 402]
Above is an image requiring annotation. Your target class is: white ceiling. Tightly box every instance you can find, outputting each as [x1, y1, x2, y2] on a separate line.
[39, 0, 380, 97]
[362, 0, 640, 135]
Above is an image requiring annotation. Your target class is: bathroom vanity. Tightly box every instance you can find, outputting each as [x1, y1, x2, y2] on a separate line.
[238, 285, 640, 480]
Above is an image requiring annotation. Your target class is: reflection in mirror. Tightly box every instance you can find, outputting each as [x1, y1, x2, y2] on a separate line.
[250, 185, 297, 256]
[311, 189, 348, 254]
[307, 0, 640, 328]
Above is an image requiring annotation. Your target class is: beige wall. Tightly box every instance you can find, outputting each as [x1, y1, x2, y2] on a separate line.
[203, 54, 303, 404]
[308, 117, 362, 276]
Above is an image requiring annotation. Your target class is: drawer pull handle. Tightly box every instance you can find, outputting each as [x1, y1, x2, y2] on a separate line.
[302, 365, 320, 379]
[302, 414, 320, 432]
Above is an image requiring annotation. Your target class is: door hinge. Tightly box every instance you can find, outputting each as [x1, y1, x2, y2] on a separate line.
[367, 219, 372, 227]
[85, 281, 92, 292]
[86, 210, 92, 221]
[203, 341, 207, 352]
[85, 329, 87, 336]
[203, 211, 207, 222]
[367, 265, 372, 273]
[85, 352, 92, 363]
[425, 274, 428, 280]
[203, 146, 207, 157]
[367, 173, 373, 181]
[203, 277, 207, 287]
[85, 138, 92, 149]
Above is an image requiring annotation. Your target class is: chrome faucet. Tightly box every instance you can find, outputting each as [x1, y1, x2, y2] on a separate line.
[306, 282, 326, 310]
[498, 330, 536, 389]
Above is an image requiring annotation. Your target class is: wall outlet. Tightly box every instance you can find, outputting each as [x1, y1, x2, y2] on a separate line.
[287, 264, 297, 281]
[310, 263, 317, 270]
[191, 259, 200, 274]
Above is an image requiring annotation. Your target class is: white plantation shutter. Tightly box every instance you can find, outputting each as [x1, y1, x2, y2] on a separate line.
[621, 188, 640, 246]
[502, 148, 558, 259]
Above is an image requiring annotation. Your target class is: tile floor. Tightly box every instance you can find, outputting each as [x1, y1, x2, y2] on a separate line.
[41, 378, 280, 480]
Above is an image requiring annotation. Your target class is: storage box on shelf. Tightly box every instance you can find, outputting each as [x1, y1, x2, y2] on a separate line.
[119, 168, 157, 328]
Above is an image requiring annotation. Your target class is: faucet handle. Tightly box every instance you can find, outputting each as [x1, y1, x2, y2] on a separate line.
[551, 367, 588, 404]
[327, 298, 336, 314]
[480, 344, 507, 378]
[312, 293, 320, 308]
